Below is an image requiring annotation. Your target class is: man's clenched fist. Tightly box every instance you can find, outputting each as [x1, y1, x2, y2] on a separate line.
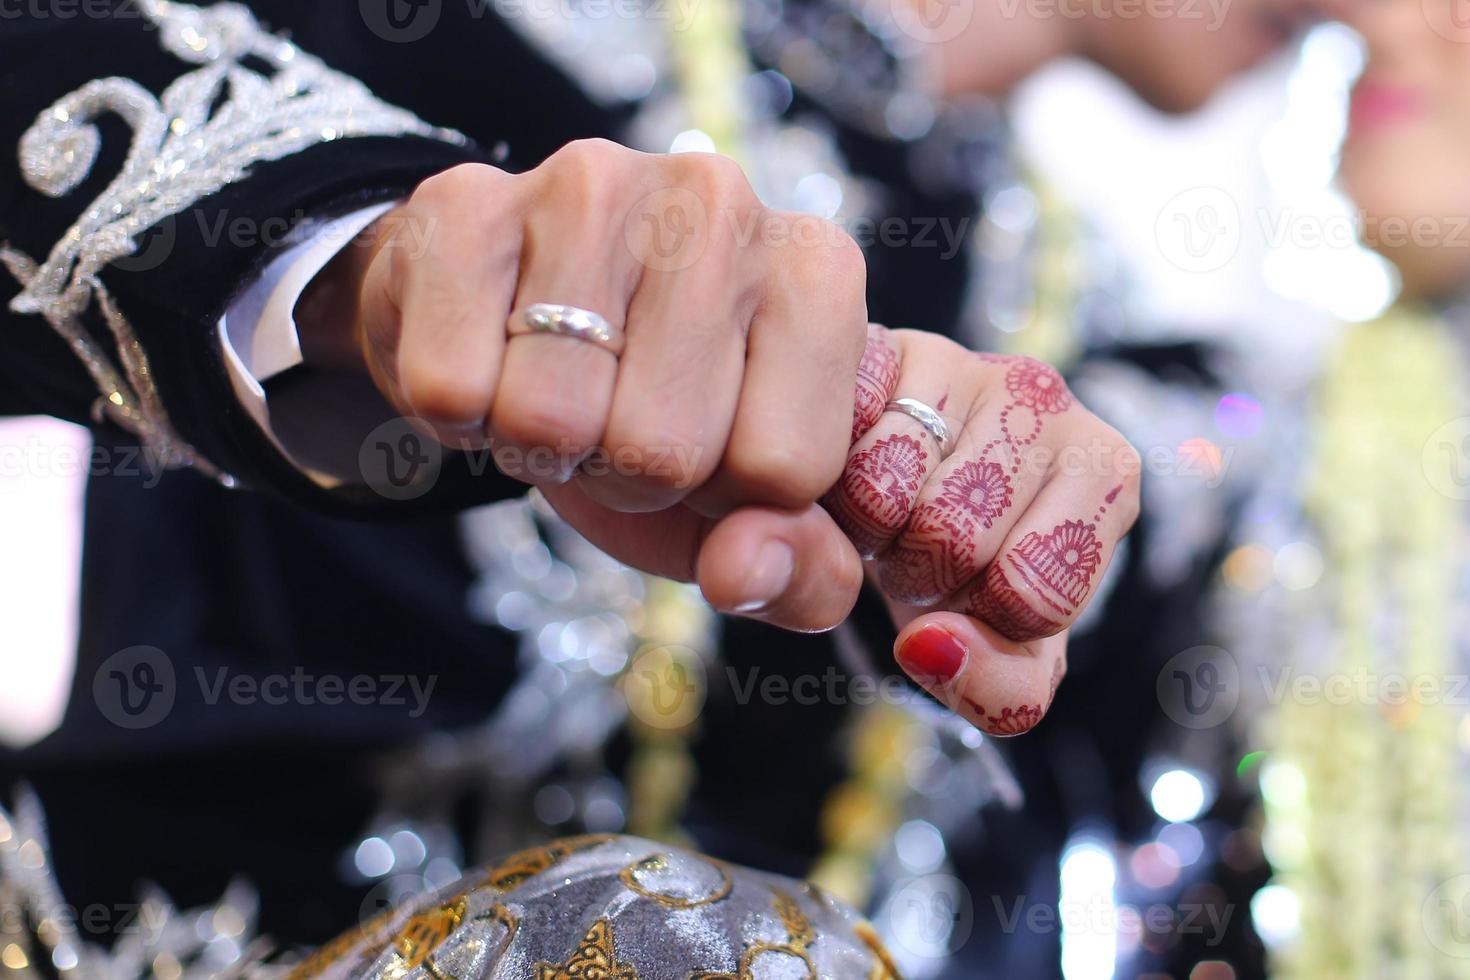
[302, 139, 873, 631]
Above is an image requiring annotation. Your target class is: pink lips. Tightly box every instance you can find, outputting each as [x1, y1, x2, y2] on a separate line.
[1350, 82, 1428, 136]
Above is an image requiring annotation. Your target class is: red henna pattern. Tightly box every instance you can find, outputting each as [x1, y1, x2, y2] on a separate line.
[1092, 483, 1126, 523]
[852, 334, 900, 444]
[935, 460, 1013, 530]
[998, 405, 1044, 454]
[985, 705, 1044, 737]
[883, 460, 1015, 602]
[880, 536, 950, 606]
[826, 434, 928, 558]
[1004, 358, 1074, 415]
[842, 345, 1094, 631]
[969, 520, 1102, 641]
[959, 698, 1044, 737]
[969, 564, 1064, 640]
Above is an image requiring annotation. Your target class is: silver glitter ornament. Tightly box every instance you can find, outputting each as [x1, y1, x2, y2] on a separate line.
[2, 1, 461, 482]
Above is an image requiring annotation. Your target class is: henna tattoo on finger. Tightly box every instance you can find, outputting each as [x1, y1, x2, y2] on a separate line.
[851, 332, 900, 444]
[878, 356, 1074, 596]
[996, 359, 1071, 456]
[881, 460, 1015, 603]
[880, 533, 950, 606]
[959, 698, 1045, 738]
[985, 704, 1044, 737]
[825, 434, 929, 558]
[1093, 483, 1125, 523]
[847, 347, 1089, 619]
[968, 519, 1103, 641]
[937, 459, 1014, 528]
[1005, 358, 1074, 415]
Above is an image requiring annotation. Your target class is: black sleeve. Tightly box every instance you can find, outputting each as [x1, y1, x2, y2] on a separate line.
[0, 0, 614, 517]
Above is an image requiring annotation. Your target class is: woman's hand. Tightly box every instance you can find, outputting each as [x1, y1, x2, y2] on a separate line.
[825, 326, 1142, 736]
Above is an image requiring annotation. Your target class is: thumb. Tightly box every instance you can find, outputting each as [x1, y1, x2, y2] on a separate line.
[696, 504, 864, 633]
[893, 612, 1068, 737]
[538, 486, 864, 633]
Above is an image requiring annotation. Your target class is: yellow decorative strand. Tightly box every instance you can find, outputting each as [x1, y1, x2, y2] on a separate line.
[621, 578, 713, 845]
[1000, 174, 1084, 370]
[620, 1, 754, 845]
[1268, 307, 1470, 979]
[663, 0, 751, 161]
[660, 0, 925, 902]
[809, 704, 923, 908]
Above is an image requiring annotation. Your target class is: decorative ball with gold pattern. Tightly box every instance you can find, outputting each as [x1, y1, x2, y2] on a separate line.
[288, 836, 901, 980]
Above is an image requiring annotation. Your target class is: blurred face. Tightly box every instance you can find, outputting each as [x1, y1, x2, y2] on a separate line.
[1079, 0, 1322, 112]
[1340, 0, 1470, 300]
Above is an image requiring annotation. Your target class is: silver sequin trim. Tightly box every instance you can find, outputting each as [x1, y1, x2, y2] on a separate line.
[2, 0, 463, 482]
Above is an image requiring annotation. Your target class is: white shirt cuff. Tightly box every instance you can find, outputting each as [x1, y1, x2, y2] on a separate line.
[217, 202, 397, 485]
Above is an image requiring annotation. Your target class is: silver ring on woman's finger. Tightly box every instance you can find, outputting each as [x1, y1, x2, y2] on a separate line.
[510, 303, 625, 357]
[885, 398, 954, 457]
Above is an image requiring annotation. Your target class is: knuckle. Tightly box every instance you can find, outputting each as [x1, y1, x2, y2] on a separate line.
[722, 436, 841, 509]
[540, 141, 639, 213]
[823, 224, 868, 277]
[1089, 422, 1144, 505]
[674, 152, 758, 208]
[1114, 459, 1144, 525]
[384, 225, 418, 298]
[906, 333, 964, 370]
[780, 216, 865, 272]
[494, 395, 602, 454]
[398, 358, 490, 425]
[765, 219, 868, 315]
[1111, 431, 1144, 480]
[1014, 355, 1070, 388]
[547, 138, 632, 183]
[552, 137, 628, 169]
[968, 559, 1074, 642]
[413, 163, 505, 210]
[602, 417, 706, 491]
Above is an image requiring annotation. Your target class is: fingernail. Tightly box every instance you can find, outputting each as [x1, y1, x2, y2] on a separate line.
[733, 541, 796, 614]
[896, 626, 968, 688]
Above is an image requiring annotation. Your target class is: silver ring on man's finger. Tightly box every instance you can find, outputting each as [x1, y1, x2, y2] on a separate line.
[509, 303, 626, 357]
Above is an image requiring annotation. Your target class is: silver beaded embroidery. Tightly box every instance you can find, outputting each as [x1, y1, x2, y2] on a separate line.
[0, 788, 269, 980]
[1, 0, 462, 482]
